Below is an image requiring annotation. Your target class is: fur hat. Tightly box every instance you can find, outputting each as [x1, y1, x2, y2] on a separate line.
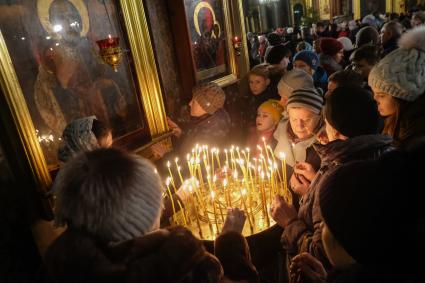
[368, 26, 425, 102]
[293, 50, 320, 70]
[258, 99, 284, 124]
[325, 86, 380, 137]
[53, 148, 164, 243]
[192, 82, 226, 114]
[287, 88, 324, 115]
[320, 37, 344, 56]
[277, 69, 314, 98]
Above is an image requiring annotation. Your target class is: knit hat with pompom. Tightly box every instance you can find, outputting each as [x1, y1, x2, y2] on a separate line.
[368, 26, 425, 102]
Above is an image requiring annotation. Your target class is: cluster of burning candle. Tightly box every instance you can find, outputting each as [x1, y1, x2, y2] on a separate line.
[164, 138, 292, 240]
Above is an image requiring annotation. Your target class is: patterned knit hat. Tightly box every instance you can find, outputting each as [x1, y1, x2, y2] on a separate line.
[53, 148, 164, 243]
[293, 50, 319, 71]
[368, 26, 425, 102]
[320, 37, 344, 56]
[58, 116, 99, 162]
[258, 99, 284, 124]
[287, 88, 324, 115]
[192, 82, 226, 114]
[277, 69, 314, 98]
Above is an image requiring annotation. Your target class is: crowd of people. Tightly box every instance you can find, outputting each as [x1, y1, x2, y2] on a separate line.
[42, 8, 425, 283]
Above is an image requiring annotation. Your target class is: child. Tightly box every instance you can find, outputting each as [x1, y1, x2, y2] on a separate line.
[246, 100, 283, 155]
[245, 64, 280, 127]
[152, 82, 231, 160]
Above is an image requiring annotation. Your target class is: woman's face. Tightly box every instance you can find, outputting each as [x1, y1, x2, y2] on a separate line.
[189, 98, 207, 117]
[249, 74, 270, 95]
[288, 107, 320, 139]
[372, 87, 398, 117]
[256, 109, 276, 132]
[321, 222, 356, 268]
[280, 56, 290, 69]
[411, 16, 422, 28]
[333, 49, 344, 63]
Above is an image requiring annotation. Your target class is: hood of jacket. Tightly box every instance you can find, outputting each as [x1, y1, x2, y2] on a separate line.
[314, 134, 393, 165]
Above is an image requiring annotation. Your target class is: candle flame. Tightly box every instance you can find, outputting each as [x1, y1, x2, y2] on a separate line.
[279, 152, 285, 159]
[167, 161, 171, 168]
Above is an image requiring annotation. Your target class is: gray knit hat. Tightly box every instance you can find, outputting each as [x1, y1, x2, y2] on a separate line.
[53, 148, 163, 243]
[192, 82, 226, 114]
[287, 87, 324, 114]
[368, 26, 425, 102]
[277, 69, 314, 98]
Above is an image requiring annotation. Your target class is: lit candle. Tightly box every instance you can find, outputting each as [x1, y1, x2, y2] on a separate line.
[210, 191, 220, 233]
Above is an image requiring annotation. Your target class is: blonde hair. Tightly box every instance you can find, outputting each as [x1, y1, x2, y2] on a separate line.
[248, 63, 271, 79]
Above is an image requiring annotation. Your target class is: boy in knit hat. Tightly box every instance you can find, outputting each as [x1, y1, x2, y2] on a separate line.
[293, 50, 328, 92]
[368, 26, 425, 147]
[319, 37, 344, 76]
[246, 99, 284, 154]
[244, 63, 281, 127]
[152, 82, 231, 160]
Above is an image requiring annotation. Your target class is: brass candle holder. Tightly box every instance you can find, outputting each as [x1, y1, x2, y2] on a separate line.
[165, 142, 292, 240]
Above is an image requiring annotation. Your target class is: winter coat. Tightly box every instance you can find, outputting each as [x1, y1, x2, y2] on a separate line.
[178, 108, 231, 155]
[312, 66, 328, 93]
[382, 37, 399, 58]
[43, 226, 215, 283]
[281, 134, 393, 269]
[273, 119, 322, 191]
[319, 53, 342, 76]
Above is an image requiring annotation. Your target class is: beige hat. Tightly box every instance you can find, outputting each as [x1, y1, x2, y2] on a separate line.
[192, 82, 226, 114]
[368, 26, 425, 102]
[277, 69, 314, 98]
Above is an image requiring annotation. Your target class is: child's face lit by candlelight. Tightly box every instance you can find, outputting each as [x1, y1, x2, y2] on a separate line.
[256, 109, 276, 132]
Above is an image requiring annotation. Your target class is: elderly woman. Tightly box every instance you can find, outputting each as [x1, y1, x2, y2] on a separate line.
[273, 87, 324, 194]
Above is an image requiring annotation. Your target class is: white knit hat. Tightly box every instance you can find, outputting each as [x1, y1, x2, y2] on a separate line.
[368, 26, 425, 102]
[53, 148, 164, 243]
[337, 37, 354, 51]
[277, 69, 314, 98]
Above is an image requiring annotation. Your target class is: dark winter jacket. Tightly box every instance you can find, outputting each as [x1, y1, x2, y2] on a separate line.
[313, 66, 328, 93]
[281, 135, 393, 269]
[319, 53, 342, 76]
[43, 226, 216, 283]
[382, 37, 399, 58]
[178, 108, 231, 155]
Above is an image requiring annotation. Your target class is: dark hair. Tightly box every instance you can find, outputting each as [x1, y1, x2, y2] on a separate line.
[91, 119, 111, 141]
[328, 69, 365, 88]
[267, 32, 282, 46]
[349, 44, 380, 65]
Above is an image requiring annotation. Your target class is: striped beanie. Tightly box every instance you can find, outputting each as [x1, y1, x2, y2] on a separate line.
[287, 88, 324, 114]
[53, 148, 164, 243]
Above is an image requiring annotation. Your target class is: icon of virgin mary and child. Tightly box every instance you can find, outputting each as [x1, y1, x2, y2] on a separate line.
[34, 0, 131, 138]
